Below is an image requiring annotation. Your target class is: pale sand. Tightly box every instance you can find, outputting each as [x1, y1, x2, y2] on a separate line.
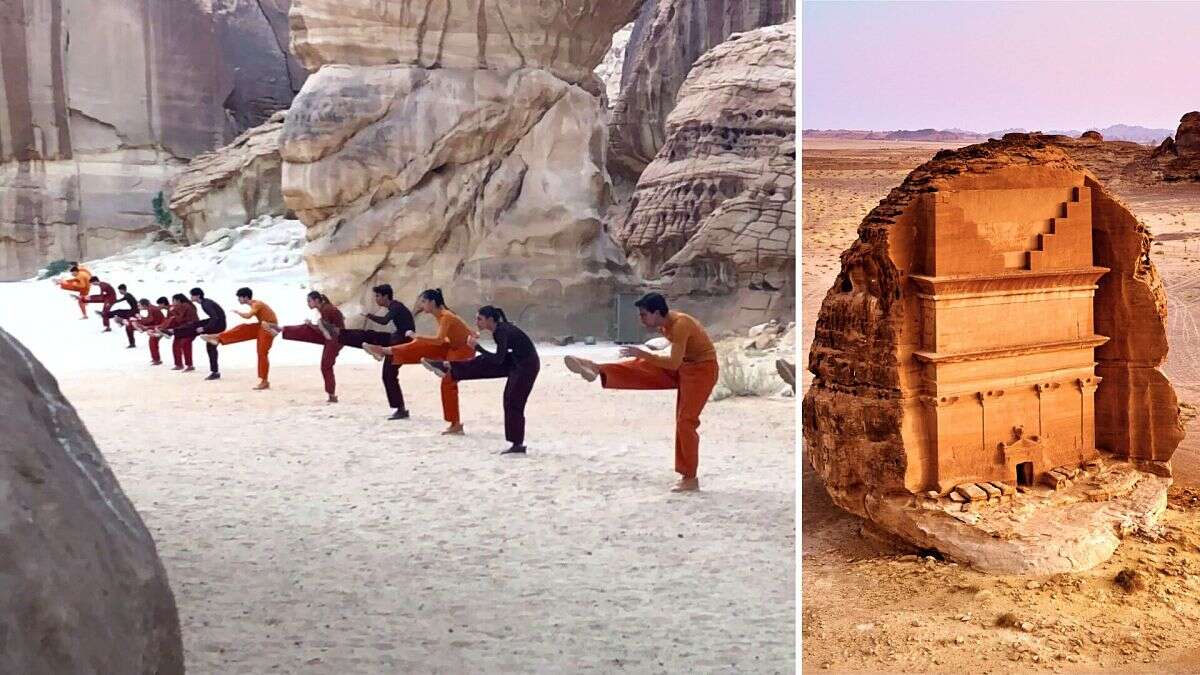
[58, 360, 796, 673]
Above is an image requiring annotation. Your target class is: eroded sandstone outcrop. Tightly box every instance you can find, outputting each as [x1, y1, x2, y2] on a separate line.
[0, 0, 307, 280]
[282, 0, 642, 335]
[0, 326, 183, 673]
[1150, 111, 1200, 182]
[606, 0, 795, 183]
[168, 112, 288, 243]
[611, 22, 795, 330]
[802, 136, 1184, 572]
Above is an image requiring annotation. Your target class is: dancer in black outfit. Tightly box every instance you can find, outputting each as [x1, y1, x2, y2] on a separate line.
[178, 287, 228, 380]
[107, 284, 140, 347]
[328, 284, 416, 419]
[421, 305, 540, 454]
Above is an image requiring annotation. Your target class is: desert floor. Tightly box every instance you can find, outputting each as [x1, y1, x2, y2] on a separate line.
[801, 138, 1200, 673]
[0, 282, 796, 674]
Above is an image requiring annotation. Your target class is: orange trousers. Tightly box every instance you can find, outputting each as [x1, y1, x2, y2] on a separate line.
[218, 323, 274, 380]
[390, 341, 474, 423]
[58, 280, 89, 317]
[598, 359, 719, 479]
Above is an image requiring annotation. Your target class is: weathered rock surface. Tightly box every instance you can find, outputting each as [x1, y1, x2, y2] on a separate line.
[802, 136, 1184, 571]
[288, 0, 639, 85]
[596, 22, 634, 105]
[0, 0, 307, 281]
[0, 326, 183, 673]
[283, 1, 642, 336]
[711, 318, 796, 400]
[169, 112, 289, 243]
[1150, 111, 1200, 182]
[611, 22, 795, 330]
[606, 0, 795, 182]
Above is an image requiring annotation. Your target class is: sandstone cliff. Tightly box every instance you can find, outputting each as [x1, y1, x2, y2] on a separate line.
[606, 0, 795, 184]
[1150, 111, 1200, 182]
[0, 326, 183, 673]
[611, 22, 795, 330]
[282, 0, 642, 335]
[168, 112, 288, 243]
[0, 0, 307, 281]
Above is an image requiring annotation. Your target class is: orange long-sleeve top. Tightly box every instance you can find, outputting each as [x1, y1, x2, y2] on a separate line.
[76, 267, 92, 293]
[640, 311, 716, 371]
[413, 309, 475, 350]
[240, 299, 278, 324]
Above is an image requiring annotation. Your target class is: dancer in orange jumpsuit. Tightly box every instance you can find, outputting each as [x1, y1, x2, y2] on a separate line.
[201, 287, 277, 390]
[55, 263, 92, 318]
[131, 297, 168, 365]
[265, 291, 345, 403]
[563, 293, 718, 493]
[364, 289, 477, 434]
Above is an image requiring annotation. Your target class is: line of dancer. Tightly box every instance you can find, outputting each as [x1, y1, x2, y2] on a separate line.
[55, 259, 719, 491]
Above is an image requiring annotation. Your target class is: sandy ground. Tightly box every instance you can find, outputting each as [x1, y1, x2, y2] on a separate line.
[1, 279, 796, 673]
[800, 140, 1200, 673]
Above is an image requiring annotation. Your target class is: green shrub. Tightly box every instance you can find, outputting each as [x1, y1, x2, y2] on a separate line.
[38, 258, 72, 280]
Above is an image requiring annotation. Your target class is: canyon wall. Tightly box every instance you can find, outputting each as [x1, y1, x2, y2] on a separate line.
[0, 0, 306, 280]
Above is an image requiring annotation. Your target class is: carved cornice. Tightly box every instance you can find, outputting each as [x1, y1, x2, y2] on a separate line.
[909, 266, 1109, 297]
[913, 335, 1109, 364]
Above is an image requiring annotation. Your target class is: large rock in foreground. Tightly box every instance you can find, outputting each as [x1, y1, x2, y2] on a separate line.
[0, 327, 183, 673]
[283, 0, 642, 336]
[611, 22, 795, 331]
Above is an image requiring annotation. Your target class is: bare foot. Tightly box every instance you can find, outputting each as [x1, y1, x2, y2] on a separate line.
[327, 395, 338, 403]
[441, 424, 465, 436]
[670, 477, 700, 493]
[253, 380, 270, 391]
[563, 355, 599, 382]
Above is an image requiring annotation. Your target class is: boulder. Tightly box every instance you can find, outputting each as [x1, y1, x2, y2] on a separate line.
[0, 327, 183, 673]
[0, 0, 307, 281]
[282, 0, 643, 337]
[168, 112, 289, 243]
[610, 22, 795, 331]
[606, 0, 795, 183]
[1157, 111, 1200, 181]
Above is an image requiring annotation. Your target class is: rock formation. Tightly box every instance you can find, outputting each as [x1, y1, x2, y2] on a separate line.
[1150, 111, 1200, 182]
[0, 0, 307, 281]
[802, 136, 1184, 573]
[282, 0, 643, 335]
[606, 0, 795, 184]
[596, 23, 635, 106]
[0, 326, 183, 673]
[610, 22, 795, 330]
[168, 112, 288, 243]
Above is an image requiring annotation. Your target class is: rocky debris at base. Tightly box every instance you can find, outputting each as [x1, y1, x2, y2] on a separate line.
[711, 319, 795, 400]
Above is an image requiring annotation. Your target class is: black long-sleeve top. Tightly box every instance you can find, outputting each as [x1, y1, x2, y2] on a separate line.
[475, 322, 537, 366]
[365, 300, 415, 337]
[114, 291, 137, 311]
[198, 297, 226, 323]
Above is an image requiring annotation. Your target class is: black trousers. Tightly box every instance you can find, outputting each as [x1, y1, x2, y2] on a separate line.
[178, 318, 226, 373]
[450, 355, 540, 446]
[340, 329, 410, 410]
[110, 309, 137, 345]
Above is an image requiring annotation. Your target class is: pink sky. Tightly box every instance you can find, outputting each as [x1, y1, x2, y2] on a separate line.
[802, 1, 1200, 132]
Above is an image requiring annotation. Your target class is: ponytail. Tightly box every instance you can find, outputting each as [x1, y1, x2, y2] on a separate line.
[477, 305, 508, 324]
[307, 290, 331, 304]
[419, 288, 446, 308]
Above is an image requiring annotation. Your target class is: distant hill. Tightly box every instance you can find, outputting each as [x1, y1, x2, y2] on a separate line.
[805, 124, 1174, 145]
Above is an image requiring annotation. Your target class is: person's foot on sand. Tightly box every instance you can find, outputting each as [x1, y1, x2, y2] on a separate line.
[775, 359, 796, 392]
[125, 344, 136, 349]
[670, 477, 700, 493]
[263, 322, 281, 337]
[78, 315, 88, 320]
[151, 360, 162, 366]
[253, 380, 270, 391]
[441, 423, 465, 436]
[102, 327, 112, 333]
[563, 355, 598, 382]
[171, 365, 183, 371]
[183, 366, 195, 372]
[421, 358, 449, 379]
[499, 444, 526, 456]
[327, 395, 338, 404]
[200, 334, 221, 345]
[388, 408, 410, 420]
[205, 372, 221, 380]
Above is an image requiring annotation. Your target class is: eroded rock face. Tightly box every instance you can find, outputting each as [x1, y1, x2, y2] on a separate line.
[283, 1, 642, 335]
[0, 0, 307, 280]
[169, 112, 289, 243]
[0, 327, 183, 673]
[1150, 111, 1200, 182]
[802, 136, 1184, 570]
[611, 22, 795, 330]
[606, 0, 795, 182]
